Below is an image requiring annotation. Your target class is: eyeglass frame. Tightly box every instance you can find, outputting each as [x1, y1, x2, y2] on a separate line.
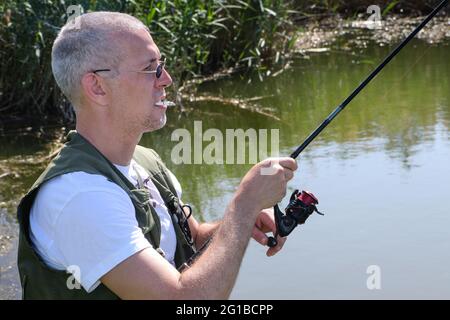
[92, 56, 166, 78]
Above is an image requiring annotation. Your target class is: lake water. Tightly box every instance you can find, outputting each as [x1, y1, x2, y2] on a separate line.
[0, 35, 449, 299]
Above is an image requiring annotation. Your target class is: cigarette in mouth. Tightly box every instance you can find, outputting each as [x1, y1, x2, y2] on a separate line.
[155, 100, 176, 107]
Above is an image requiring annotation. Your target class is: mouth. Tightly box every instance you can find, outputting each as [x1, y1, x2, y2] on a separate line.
[154, 96, 176, 108]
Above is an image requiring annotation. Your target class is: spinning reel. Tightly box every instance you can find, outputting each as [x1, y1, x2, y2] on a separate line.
[267, 190, 323, 247]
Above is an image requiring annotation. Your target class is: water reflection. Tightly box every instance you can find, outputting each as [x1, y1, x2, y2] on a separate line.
[148, 38, 449, 221]
[0, 37, 448, 299]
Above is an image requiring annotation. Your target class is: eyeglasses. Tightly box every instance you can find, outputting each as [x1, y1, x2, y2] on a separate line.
[93, 56, 166, 78]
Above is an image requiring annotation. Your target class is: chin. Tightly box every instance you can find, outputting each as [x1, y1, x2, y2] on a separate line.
[143, 115, 167, 133]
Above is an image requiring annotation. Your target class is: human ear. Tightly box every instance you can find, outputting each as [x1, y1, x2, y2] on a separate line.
[80, 73, 110, 106]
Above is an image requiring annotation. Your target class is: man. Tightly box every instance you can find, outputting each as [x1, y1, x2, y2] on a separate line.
[17, 11, 297, 299]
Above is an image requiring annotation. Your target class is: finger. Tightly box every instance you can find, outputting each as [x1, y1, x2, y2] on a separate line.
[284, 169, 294, 181]
[258, 210, 276, 233]
[277, 157, 298, 171]
[252, 227, 268, 246]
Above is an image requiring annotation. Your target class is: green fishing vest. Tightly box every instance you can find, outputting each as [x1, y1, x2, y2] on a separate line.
[17, 131, 196, 299]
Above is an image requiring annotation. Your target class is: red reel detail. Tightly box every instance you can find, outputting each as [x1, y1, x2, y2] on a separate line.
[298, 190, 319, 206]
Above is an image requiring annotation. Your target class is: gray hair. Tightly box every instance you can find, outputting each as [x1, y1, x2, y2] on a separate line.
[51, 11, 149, 109]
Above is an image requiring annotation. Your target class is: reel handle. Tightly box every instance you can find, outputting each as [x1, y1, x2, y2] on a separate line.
[267, 204, 283, 248]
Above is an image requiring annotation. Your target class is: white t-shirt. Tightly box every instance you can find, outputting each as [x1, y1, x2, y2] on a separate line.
[29, 159, 181, 293]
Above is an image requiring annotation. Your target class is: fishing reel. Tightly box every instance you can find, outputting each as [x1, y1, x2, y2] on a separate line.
[267, 189, 323, 247]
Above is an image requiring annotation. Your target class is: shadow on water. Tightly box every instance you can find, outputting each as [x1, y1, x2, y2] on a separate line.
[0, 34, 449, 298]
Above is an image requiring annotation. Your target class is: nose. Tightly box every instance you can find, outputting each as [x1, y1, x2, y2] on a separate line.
[155, 68, 172, 88]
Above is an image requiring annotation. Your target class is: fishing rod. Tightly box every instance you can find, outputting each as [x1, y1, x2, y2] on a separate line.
[176, 0, 448, 269]
[266, 0, 448, 248]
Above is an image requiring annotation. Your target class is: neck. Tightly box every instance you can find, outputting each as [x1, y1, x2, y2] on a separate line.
[76, 120, 141, 166]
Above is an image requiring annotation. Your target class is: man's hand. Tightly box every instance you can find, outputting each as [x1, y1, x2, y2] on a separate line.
[252, 208, 287, 257]
[236, 157, 298, 214]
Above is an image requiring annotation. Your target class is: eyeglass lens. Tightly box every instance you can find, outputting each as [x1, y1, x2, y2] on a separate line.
[156, 62, 164, 78]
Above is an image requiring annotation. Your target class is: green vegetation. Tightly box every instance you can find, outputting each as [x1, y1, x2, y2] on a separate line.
[0, 0, 298, 123]
[0, 0, 446, 124]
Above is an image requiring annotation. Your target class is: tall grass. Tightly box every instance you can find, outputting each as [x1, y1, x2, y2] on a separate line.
[0, 0, 297, 124]
[0, 0, 446, 124]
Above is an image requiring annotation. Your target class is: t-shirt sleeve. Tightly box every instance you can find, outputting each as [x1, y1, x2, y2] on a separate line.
[54, 186, 151, 292]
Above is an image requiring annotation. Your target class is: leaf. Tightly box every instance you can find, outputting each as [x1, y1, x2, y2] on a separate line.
[154, 21, 175, 38]
[36, 31, 45, 47]
[207, 21, 229, 32]
[258, 0, 264, 13]
[259, 38, 265, 48]
[264, 8, 277, 17]
[382, 0, 399, 16]
[235, 1, 250, 9]
[147, 8, 157, 23]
